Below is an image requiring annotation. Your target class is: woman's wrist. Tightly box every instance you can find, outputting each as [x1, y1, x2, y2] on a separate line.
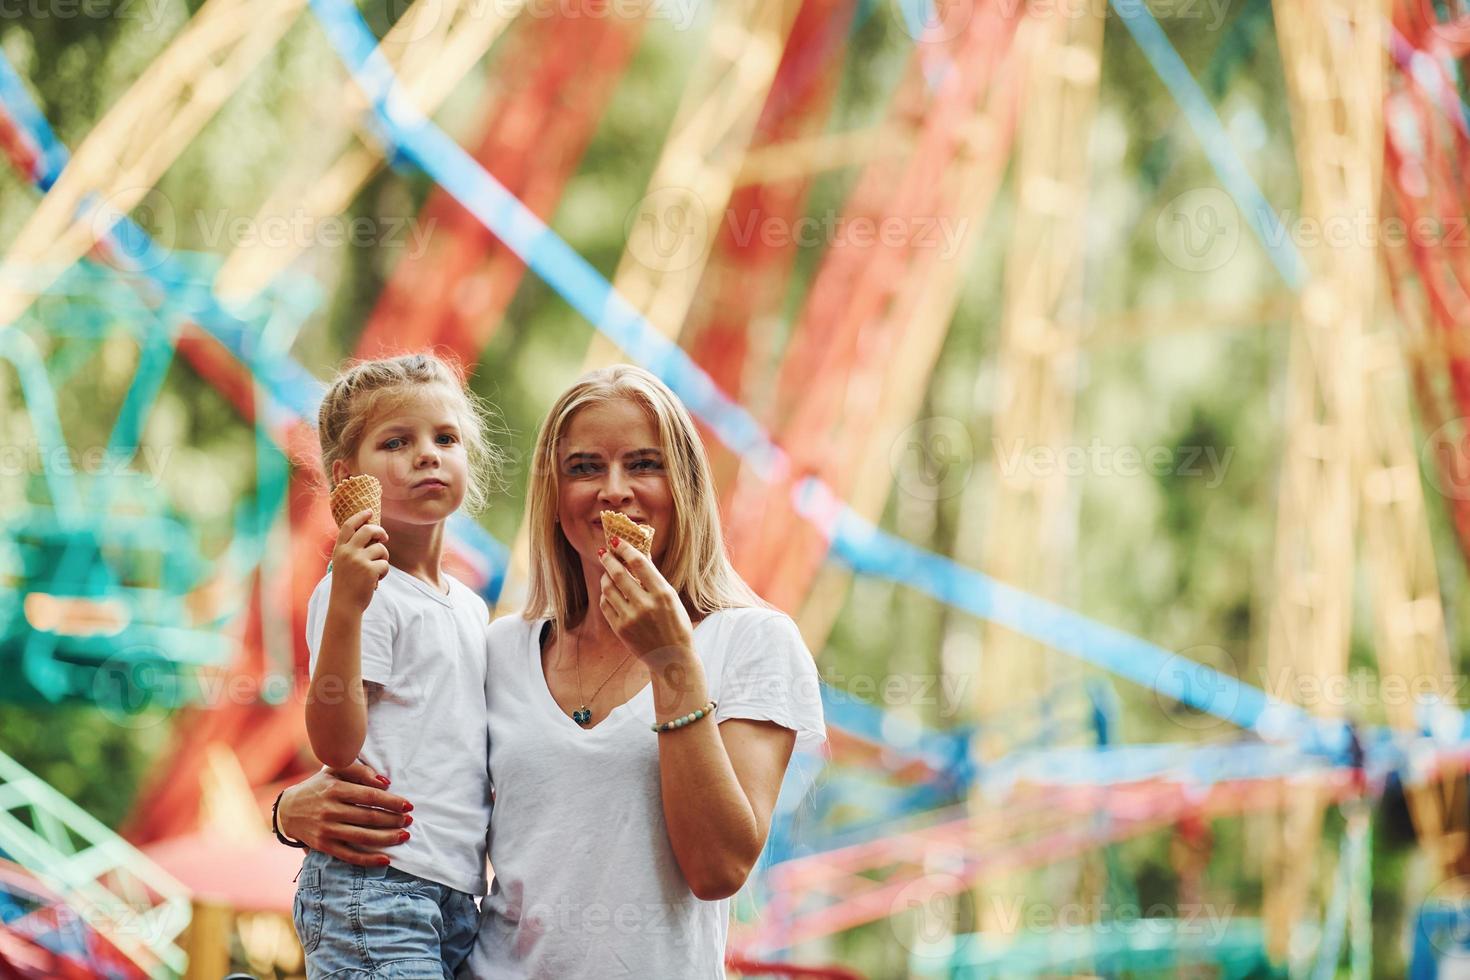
[648, 647, 710, 723]
[272, 787, 308, 848]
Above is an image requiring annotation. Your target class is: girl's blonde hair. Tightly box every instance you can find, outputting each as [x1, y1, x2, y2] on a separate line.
[523, 364, 766, 627]
[317, 351, 505, 515]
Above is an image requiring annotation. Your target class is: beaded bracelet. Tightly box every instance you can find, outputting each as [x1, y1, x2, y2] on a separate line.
[652, 699, 718, 734]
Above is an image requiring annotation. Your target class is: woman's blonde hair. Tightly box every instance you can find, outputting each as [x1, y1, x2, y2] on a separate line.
[316, 351, 506, 515]
[523, 364, 765, 627]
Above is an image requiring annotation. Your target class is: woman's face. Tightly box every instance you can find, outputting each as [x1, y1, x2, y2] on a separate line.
[334, 386, 469, 526]
[555, 398, 673, 566]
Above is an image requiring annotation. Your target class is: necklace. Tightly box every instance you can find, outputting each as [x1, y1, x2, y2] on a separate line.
[570, 625, 635, 727]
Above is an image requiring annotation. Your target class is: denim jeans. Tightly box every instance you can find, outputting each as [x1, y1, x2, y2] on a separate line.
[293, 850, 480, 979]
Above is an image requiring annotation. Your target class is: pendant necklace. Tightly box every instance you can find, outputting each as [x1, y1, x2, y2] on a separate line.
[572, 625, 635, 727]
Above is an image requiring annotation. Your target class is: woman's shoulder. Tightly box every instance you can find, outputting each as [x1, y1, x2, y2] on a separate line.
[487, 611, 542, 649]
[702, 605, 802, 651]
[708, 603, 789, 627]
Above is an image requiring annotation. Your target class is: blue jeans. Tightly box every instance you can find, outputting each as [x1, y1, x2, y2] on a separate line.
[293, 850, 479, 979]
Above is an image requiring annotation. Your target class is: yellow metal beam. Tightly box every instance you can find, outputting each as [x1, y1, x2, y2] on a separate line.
[212, 0, 524, 303]
[0, 0, 306, 328]
[497, 0, 803, 609]
[1264, 0, 1392, 954]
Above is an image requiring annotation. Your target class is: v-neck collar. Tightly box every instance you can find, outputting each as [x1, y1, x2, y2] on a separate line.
[528, 612, 723, 733]
[387, 564, 454, 606]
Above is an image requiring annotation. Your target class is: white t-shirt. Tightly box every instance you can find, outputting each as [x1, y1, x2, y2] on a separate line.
[462, 606, 826, 979]
[305, 564, 493, 896]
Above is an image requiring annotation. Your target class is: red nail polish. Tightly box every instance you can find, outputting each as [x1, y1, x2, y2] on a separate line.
[404, 815, 413, 826]
[402, 802, 413, 812]
[378, 856, 391, 866]
[597, 548, 606, 557]
[398, 831, 411, 843]
[377, 777, 390, 787]
[610, 536, 620, 549]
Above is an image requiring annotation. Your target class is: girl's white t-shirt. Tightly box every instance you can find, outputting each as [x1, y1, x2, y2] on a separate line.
[462, 606, 826, 979]
[305, 564, 493, 896]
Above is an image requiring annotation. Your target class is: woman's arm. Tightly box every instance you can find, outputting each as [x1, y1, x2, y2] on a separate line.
[599, 540, 797, 901]
[275, 762, 414, 867]
[657, 671, 795, 901]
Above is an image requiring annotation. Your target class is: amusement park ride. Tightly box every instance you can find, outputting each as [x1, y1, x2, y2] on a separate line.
[0, 0, 1466, 975]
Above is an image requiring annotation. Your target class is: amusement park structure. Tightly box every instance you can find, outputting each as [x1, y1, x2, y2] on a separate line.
[0, 0, 1467, 975]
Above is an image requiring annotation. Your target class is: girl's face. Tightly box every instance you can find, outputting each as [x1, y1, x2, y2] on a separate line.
[334, 386, 469, 526]
[556, 398, 673, 566]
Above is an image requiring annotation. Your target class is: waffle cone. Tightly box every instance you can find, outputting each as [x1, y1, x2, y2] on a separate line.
[331, 474, 382, 527]
[601, 510, 653, 555]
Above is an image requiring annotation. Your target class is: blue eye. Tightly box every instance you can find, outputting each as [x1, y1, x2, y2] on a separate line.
[383, 438, 404, 450]
[438, 433, 458, 445]
[632, 458, 663, 471]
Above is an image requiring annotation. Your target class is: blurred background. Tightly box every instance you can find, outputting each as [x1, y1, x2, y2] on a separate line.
[0, 0, 1468, 975]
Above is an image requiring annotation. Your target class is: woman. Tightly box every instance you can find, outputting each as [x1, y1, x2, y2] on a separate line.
[277, 364, 826, 977]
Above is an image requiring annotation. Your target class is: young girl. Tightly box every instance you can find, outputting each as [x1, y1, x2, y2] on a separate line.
[294, 352, 502, 979]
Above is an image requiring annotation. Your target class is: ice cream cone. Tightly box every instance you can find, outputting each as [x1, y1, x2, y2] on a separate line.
[601, 510, 654, 555]
[331, 474, 382, 527]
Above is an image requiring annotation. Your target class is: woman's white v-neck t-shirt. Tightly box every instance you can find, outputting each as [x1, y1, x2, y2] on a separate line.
[462, 606, 826, 979]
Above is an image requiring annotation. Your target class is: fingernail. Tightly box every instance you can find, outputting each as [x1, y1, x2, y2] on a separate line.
[402, 802, 413, 812]
[597, 548, 606, 557]
[404, 815, 413, 826]
[377, 776, 390, 787]
[398, 831, 411, 843]
[610, 536, 620, 548]
[378, 856, 391, 866]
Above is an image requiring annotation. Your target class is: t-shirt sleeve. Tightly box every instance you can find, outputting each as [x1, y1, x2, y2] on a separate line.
[715, 610, 826, 751]
[305, 576, 396, 687]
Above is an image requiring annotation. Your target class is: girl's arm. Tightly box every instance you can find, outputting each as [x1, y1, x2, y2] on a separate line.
[306, 510, 390, 769]
[599, 540, 797, 901]
[306, 601, 373, 769]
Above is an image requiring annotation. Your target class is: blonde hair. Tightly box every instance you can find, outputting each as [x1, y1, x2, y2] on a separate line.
[317, 351, 506, 515]
[523, 364, 765, 627]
